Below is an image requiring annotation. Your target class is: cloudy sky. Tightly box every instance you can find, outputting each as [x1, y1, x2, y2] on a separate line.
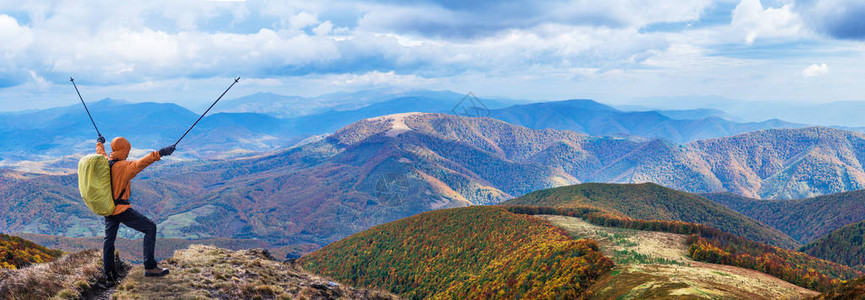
[1, 0, 864, 111]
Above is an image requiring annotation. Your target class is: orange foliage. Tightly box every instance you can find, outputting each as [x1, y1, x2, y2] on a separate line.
[300, 206, 613, 299]
[0, 234, 64, 269]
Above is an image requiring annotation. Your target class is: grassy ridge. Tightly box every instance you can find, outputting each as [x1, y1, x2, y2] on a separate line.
[15, 234, 319, 263]
[0, 249, 128, 299]
[300, 206, 613, 299]
[0, 233, 63, 269]
[506, 206, 862, 292]
[113, 245, 398, 299]
[504, 183, 800, 249]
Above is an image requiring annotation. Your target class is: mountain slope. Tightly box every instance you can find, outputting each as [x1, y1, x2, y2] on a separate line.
[0, 233, 63, 269]
[800, 220, 865, 268]
[705, 190, 865, 243]
[0, 249, 129, 299]
[690, 127, 865, 199]
[300, 206, 613, 299]
[489, 99, 806, 143]
[503, 183, 799, 249]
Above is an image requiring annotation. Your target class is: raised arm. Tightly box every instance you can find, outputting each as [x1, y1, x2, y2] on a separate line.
[127, 151, 161, 177]
[127, 145, 175, 178]
[96, 135, 108, 158]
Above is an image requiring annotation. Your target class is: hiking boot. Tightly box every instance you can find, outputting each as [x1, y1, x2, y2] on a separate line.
[104, 269, 119, 286]
[144, 267, 169, 277]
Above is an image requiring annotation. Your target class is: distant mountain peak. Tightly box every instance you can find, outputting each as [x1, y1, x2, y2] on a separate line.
[366, 112, 424, 137]
[515, 99, 618, 112]
[92, 98, 130, 106]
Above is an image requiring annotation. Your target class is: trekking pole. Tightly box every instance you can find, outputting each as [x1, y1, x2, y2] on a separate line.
[173, 77, 240, 147]
[70, 77, 102, 137]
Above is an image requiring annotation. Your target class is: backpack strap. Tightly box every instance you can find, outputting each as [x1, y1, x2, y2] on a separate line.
[108, 160, 131, 206]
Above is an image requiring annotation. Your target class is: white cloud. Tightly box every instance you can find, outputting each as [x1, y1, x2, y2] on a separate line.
[327, 71, 435, 86]
[313, 21, 333, 36]
[0, 14, 32, 55]
[732, 0, 803, 44]
[288, 11, 319, 30]
[27, 70, 50, 90]
[802, 63, 829, 77]
[0, 0, 864, 112]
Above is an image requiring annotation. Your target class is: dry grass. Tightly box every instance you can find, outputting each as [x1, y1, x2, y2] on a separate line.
[541, 215, 820, 299]
[0, 249, 130, 300]
[113, 245, 399, 300]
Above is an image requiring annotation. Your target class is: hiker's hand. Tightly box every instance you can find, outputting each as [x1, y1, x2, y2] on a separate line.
[158, 145, 175, 157]
[97, 135, 105, 144]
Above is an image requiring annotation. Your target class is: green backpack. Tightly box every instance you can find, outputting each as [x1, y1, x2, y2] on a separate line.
[77, 154, 124, 216]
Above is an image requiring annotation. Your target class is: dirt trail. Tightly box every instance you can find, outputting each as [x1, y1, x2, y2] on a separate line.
[84, 256, 132, 300]
[540, 215, 819, 300]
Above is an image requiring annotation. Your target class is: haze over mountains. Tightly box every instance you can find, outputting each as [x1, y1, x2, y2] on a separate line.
[0, 99, 298, 167]
[632, 96, 865, 128]
[488, 100, 806, 143]
[0, 89, 832, 172]
[7, 113, 865, 251]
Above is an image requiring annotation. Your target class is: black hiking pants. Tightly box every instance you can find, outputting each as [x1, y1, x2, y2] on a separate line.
[104, 208, 157, 276]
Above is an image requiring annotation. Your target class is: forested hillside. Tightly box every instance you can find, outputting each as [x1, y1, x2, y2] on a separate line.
[503, 183, 798, 249]
[801, 220, 865, 268]
[300, 206, 613, 299]
[705, 190, 865, 243]
[0, 234, 63, 269]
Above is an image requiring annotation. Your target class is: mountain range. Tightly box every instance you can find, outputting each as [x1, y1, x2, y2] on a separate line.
[7, 113, 865, 250]
[0, 90, 820, 173]
[632, 95, 865, 128]
[488, 99, 806, 143]
[0, 99, 299, 168]
[212, 88, 475, 118]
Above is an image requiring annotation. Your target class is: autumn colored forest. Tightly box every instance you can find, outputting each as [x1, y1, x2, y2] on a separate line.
[300, 206, 614, 299]
[0, 233, 63, 269]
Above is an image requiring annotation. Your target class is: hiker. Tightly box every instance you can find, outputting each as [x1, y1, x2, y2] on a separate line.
[96, 135, 175, 281]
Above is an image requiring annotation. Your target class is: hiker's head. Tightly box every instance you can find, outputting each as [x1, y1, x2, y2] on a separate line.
[110, 137, 131, 160]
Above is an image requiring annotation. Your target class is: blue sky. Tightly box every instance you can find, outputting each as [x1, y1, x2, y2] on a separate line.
[0, 0, 864, 111]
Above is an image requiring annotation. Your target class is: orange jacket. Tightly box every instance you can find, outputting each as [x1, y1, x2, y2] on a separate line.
[96, 137, 161, 216]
